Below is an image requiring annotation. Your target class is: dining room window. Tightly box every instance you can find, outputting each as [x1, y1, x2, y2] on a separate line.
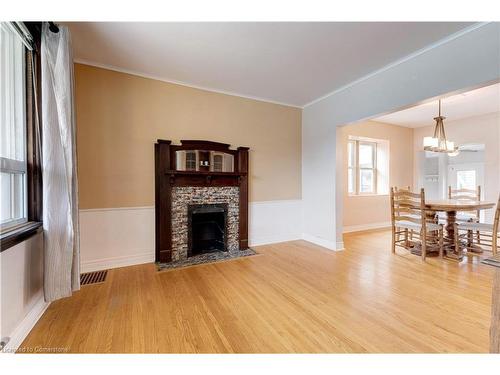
[348, 137, 389, 196]
[347, 140, 356, 194]
[456, 170, 476, 191]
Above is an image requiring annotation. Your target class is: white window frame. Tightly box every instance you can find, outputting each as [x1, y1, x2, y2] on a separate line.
[1, 23, 28, 231]
[347, 140, 356, 195]
[348, 139, 378, 196]
[456, 170, 477, 191]
[0, 159, 27, 229]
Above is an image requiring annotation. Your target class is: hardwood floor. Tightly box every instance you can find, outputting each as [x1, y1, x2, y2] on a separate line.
[20, 229, 494, 353]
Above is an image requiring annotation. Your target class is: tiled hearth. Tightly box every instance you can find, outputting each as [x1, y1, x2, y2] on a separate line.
[157, 247, 257, 271]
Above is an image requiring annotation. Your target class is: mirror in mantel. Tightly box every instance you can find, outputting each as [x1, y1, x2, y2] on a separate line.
[175, 150, 235, 172]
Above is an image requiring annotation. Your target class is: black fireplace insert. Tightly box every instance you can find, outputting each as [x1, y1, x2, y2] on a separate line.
[188, 203, 228, 257]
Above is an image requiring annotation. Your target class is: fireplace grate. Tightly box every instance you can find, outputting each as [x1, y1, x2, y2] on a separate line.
[80, 270, 108, 286]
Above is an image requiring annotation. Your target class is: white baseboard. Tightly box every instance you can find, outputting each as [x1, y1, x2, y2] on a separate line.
[80, 252, 155, 273]
[301, 233, 343, 251]
[343, 221, 391, 234]
[2, 293, 50, 353]
[250, 234, 302, 247]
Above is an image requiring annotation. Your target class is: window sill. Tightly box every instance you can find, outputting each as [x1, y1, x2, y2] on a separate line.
[0, 221, 42, 253]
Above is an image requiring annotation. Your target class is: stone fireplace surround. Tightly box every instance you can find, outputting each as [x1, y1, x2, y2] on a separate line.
[171, 186, 239, 261]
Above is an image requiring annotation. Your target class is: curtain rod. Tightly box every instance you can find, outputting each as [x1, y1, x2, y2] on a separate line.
[48, 22, 59, 33]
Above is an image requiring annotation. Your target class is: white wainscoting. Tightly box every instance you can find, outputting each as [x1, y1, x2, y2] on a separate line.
[248, 200, 302, 246]
[79, 206, 156, 273]
[79, 200, 303, 272]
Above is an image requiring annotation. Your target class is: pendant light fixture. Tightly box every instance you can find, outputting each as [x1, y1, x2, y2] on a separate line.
[423, 100, 458, 154]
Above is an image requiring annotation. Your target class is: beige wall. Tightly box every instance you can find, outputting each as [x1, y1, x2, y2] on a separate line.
[339, 120, 414, 228]
[75, 64, 302, 209]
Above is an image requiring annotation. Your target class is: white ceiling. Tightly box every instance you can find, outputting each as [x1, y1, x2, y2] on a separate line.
[374, 82, 500, 128]
[66, 22, 475, 107]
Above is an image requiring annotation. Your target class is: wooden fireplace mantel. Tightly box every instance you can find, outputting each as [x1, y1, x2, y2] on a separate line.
[154, 139, 249, 263]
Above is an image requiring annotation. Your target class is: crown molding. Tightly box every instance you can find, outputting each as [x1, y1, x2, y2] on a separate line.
[74, 22, 490, 111]
[73, 58, 303, 109]
[303, 22, 491, 108]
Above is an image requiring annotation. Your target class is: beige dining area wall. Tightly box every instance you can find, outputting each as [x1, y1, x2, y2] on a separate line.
[339, 120, 414, 231]
[74, 63, 302, 209]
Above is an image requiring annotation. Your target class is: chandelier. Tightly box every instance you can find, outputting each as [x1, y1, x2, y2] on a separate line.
[423, 100, 458, 154]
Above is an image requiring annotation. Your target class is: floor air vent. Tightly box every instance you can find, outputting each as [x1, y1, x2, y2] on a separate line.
[80, 270, 108, 286]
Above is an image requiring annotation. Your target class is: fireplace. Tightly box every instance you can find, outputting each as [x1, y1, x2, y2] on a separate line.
[155, 140, 249, 263]
[188, 203, 228, 257]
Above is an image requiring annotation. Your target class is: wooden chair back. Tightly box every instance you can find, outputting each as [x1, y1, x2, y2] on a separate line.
[448, 185, 481, 218]
[492, 194, 500, 236]
[394, 186, 412, 193]
[390, 187, 426, 230]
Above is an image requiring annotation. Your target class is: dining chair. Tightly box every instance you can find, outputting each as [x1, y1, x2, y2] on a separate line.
[454, 194, 500, 256]
[394, 186, 421, 242]
[448, 185, 482, 222]
[390, 187, 444, 260]
[448, 185, 482, 243]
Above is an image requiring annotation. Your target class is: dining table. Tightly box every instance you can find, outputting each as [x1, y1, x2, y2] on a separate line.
[422, 199, 495, 259]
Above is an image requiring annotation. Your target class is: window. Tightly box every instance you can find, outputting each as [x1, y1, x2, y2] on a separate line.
[1, 24, 27, 230]
[348, 138, 388, 196]
[0, 22, 42, 251]
[457, 170, 476, 191]
[347, 141, 356, 194]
